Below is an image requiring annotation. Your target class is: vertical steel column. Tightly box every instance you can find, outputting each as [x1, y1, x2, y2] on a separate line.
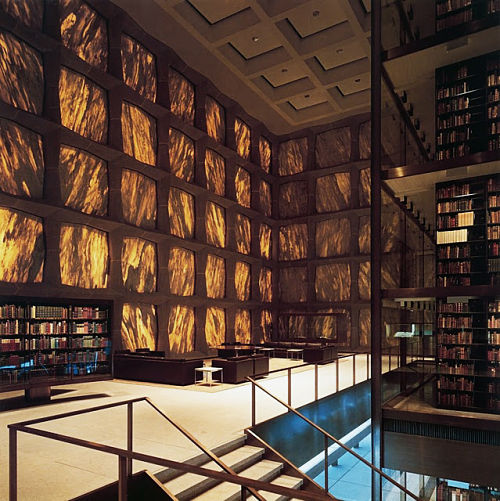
[118, 456, 127, 501]
[315, 364, 319, 401]
[335, 359, 339, 392]
[251, 382, 256, 426]
[9, 428, 17, 501]
[127, 402, 133, 476]
[353, 353, 356, 385]
[324, 435, 329, 492]
[287, 368, 292, 407]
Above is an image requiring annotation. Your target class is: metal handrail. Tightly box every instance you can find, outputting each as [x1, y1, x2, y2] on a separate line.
[247, 376, 422, 500]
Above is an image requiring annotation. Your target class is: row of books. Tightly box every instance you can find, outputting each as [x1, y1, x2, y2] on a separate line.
[437, 199, 473, 213]
[437, 391, 473, 408]
[489, 259, 500, 272]
[487, 226, 500, 239]
[437, 261, 471, 274]
[438, 362, 475, 374]
[488, 316, 500, 328]
[72, 337, 110, 349]
[436, 96, 470, 114]
[31, 306, 68, 319]
[488, 88, 500, 102]
[489, 195, 500, 206]
[0, 339, 21, 352]
[437, 301, 470, 312]
[70, 322, 107, 334]
[438, 332, 473, 344]
[0, 305, 25, 319]
[489, 300, 500, 312]
[438, 346, 472, 359]
[489, 332, 500, 344]
[0, 320, 26, 334]
[488, 103, 499, 118]
[27, 337, 110, 349]
[436, 113, 471, 129]
[488, 0, 500, 14]
[489, 120, 500, 135]
[437, 183, 472, 198]
[436, 229, 468, 244]
[29, 338, 68, 350]
[487, 349, 500, 361]
[436, 128, 471, 146]
[438, 211, 475, 228]
[438, 276, 471, 286]
[437, 376, 474, 391]
[436, 0, 471, 18]
[438, 316, 472, 328]
[438, 244, 472, 259]
[488, 137, 500, 151]
[71, 307, 107, 319]
[488, 177, 500, 191]
[436, 8, 473, 32]
[437, 81, 471, 100]
[436, 144, 471, 160]
[30, 322, 67, 335]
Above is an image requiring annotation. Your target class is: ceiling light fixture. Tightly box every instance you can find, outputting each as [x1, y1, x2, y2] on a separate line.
[252, 36, 259, 42]
[336, 48, 344, 54]
[304, 94, 310, 98]
[312, 10, 320, 16]
[354, 78, 361, 83]
[281, 68, 288, 73]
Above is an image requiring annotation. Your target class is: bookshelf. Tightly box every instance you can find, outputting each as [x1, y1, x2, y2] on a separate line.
[437, 479, 500, 500]
[435, 0, 499, 32]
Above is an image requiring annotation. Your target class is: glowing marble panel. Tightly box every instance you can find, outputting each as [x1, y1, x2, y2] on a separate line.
[382, 259, 400, 289]
[235, 214, 251, 255]
[0, 0, 43, 29]
[0, 30, 43, 114]
[259, 223, 272, 260]
[259, 180, 271, 216]
[59, 67, 107, 143]
[0, 207, 43, 282]
[235, 261, 250, 301]
[205, 96, 225, 143]
[259, 136, 271, 173]
[382, 202, 400, 252]
[316, 173, 350, 213]
[121, 237, 156, 293]
[235, 309, 251, 344]
[0, 118, 43, 198]
[122, 169, 157, 229]
[169, 128, 194, 182]
[59, 145, 107, 216]
[279, 267, 307, 303]
[168, 305, 195, 354]
[206, 201, 225, 248]
[60, 0, 107, 70]
[310, 309, 336, 340]
[279, 181, 307, 218]
[235, 118, 250, 160]
[315, 127, 351, 167]
[279, 224, 307, 261]
[359, 168, 370, 207]
[358, 261, 370, 300]
[359, 308, 370, 347]
[259, 267, 272, 302]
[122, 102, 157, 166]
[205, 307, 225, 347]
[206, 254, 225, 299]
[260, 310, 272, 342]
[235, 167, 251, 208]
[205, 149, 225, 196]
[59, 224, 108, 288]
[278, 138, 307, 176]
[315, 263, 350, 301]
[359, 121, 371, 160]
[169, 69, 194, 125]
[168, 247, 195, 296]
[359, 216, 370, 254]
[121, 34, 156, 101]
[169, 188, 194, 239]
[287, 316, 306, 338]
[315, 218, 350, 257]
[121, 303, 156, 351]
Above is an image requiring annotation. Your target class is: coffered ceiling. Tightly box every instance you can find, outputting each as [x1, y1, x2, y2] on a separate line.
[111, 0, 372, 134]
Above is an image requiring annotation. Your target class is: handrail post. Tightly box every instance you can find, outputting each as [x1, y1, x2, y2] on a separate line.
[352, 353, 356, 386]
[127, 402, 133, 477]
[118, 455, 127, 501]
[324, 434, 329, 492]
[9, 428, 17, 501]
[314, 364, 318, 401]
[287, 368, 292, 407]
[251, 382, 256, 427]
[335, 359, 339, 392]
[240, 485, 246, 500]
[389, 347, 392, 371]
[366, 353, 370, 380]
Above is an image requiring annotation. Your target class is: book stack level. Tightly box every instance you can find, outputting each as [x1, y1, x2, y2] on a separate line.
[436, 0, 499, 32]
[487, 176, 500, 284]
[436, 479, 500, 500]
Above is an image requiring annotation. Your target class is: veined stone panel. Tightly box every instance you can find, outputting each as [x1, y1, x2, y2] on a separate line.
[59, 145, 108, 216]
[121, 303, 156, 351]
[59, 223, 108, 288]
[121, 237, 156, 293]
[235, 261, 250, 301]
[121, 34, 156, 101]
[235, 213, 251, 255]
[259, 267, 272, 302]
[206, 201, 225, 248]
[235, 309, 251, 344]
[315, 263, 350, 301]
[316, 173, 350, 213]
[205, 307, 225, 347]
[168, 305, 195, 354]
[169, 69, 194, 125]
[0, 207, 43, 283]
[359, 121, 371, 160]
[259, 180, 271, 216]
[205, 148, 225, 196]
[60, 0, 107, 70]
[168, 247, 195, 296]
[122, 169, 157, 229]
[259, 223, 272, 260]
[169, 128, 194, 182]
[205, 254, 225, 299]
[359, 216, 370, 254]
[59, 68, 107, 143]
[169, 187, 194, 239]
[359, 308, 370, 347]
[278, 138, 307, 176]
[359, 168, 370, 207]
[382, 198, 400, 252]
[382, 258, 400, 289]
[0, 0, 43, 30]
[316, 218, 350, 257]
[279, 181, 308, 218]
[235, 167, 251, 208]
[0, 30, 43, 114]
[0, 118, 43, 198]
[260, 310, 272, 342]
[310, 310, 336, 339]
[122, 102, 157, 166]
[279, 224, 307, 261]
[205, 96, 225, 143]
[358, 261, 370, 300]
[283, 315, 306, 338]
[279, 267, 307, 303]
[259, 136, 271, 173]
[315, 127, 351, 167]
[235, 118, 250, 160]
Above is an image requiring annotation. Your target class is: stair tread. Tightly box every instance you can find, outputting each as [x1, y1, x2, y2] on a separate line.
[259, 475, 304, 501]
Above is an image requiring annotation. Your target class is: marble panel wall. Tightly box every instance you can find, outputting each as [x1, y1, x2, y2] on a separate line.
[0, 0, 43, 30]
[121, 303, 156, 351]
[205, 96, 225, 143]
[122, 169, 157, 229]
[382, 259, 400, 289]
[310, 310, 336, 339]
[279, 224, 307, 261]
[315, 263, 350, 301]
[235, 261, 250, 301]
[235, 167, 251, 208]
[260, 310, 272, 342]
[279, 267, 307, 303]
[169, 128, 194, 182]
[279, 181, 308, 218]
[205, 149, 225, 196]
[259, 180, 272, 216]
[205, 306, 225, 347]
[358, 261, 370, 300]
[359, 216, 370, 254]
[315, 218, 350, 257]
[316, 173, 350, 213]
[259, 136, 271, 173]
[359, 121, 371, 159]
[359, 308, 370, 347]
[259, 267, 272, 302]
[235, 309, 251, 344]
[168, 305, 195, 354]
[259, 223, 272, 260]
[315, 127, 351, 167]
[235, 213, 251, 255]
[169, 69, 194, 125]
[205, 254, 225, 299]
[122, 102, 157, 166]
[235, 118, 250, 160]
[168, 247, 195, 296]
[169, 188, 194, 239]
[206, 202, 225, 248]
[278, 138, 307, 175]
[121, 237, 156, 293]
[285, 315, 306, 338]
[359, 168, 370, 207]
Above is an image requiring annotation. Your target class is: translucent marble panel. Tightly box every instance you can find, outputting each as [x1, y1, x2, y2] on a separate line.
[235, 167, 251, 208]
[121, 303, 156, 351]
[205, 307, 225, 347]
[168, 305, 195, 354]
[359, 308, 370, 347]
[260, 310, 272, 342]
[59, 68, 107, 143]
[0, 0, 43, 29]
[59, 145, 107, 216]
[279, 267, 307, 303]
[122, 169, 157, 229]
[358, 261, 370, 300]
[169, 128, 194, 182]
[235, 309, 251, 344]
[259, 180, 271, 216]
[359, 121, 371, 160]
[121, 237, 156, 293]
[168, 247, 195, 296]
[235, 118, 250, 160]
[285, 315, 306, 339]
[205, 149, 225, 196]
[315, 218, 350, 257]
[0, 118, 43, 198]
[382, 260, 400, 289]
[60, 0, 107, 70]
[122, 102, 157, 166]
[259, 223, 272, 260]
[382, 200, 400, 252]
[205, 96, 225, 143]
[315, 263, 350, 301]
[310, 310, 336, 340]
[206, 254, 225, 299]
[316, 173, 350, 213]
[235, 214, 251, 255]
[169, 69, 194, 125]
[278, 138, 307, 175]
[259, 267, 272, 302]
[359, 168, 370, 207]
[315, 127, 351, 167]
[121, 34, 156, 101]
[169, 188, 194, 239]
[279, 181, 308, 218]
[259, 136, 271, 173]
[0, 30, 43, 114]
[359, 216, 370, 254]
[235, 261, 250, 301]
[0, 207, 43, 282]
[279, 224, 307, 261]
[206, 202, 225, 248]
[59, 224, 108, 288]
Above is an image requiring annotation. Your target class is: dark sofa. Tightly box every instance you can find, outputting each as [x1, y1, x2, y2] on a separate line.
[255, 341, 338, 362]
[211, 355, 269, 384]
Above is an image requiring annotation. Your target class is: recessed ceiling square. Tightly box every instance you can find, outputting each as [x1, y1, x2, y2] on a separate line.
[289, 90, 328, 109]
[316, 40, 367, 70]
[229, 24, 282, 59]
[337, 72, 370, 95]
[188, 0, 250, 24]
[287, 0, 347, 38]
[360, 0, 371, 13]
[262, 62, 308, 87]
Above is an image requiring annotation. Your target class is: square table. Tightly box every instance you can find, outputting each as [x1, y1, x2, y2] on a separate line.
[195, 366, 223, 386]
[286, 348, 304, 360]
[255, 347, 275, 358]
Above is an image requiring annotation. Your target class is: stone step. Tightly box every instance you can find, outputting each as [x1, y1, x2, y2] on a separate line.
[259, 474, 304, 501]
